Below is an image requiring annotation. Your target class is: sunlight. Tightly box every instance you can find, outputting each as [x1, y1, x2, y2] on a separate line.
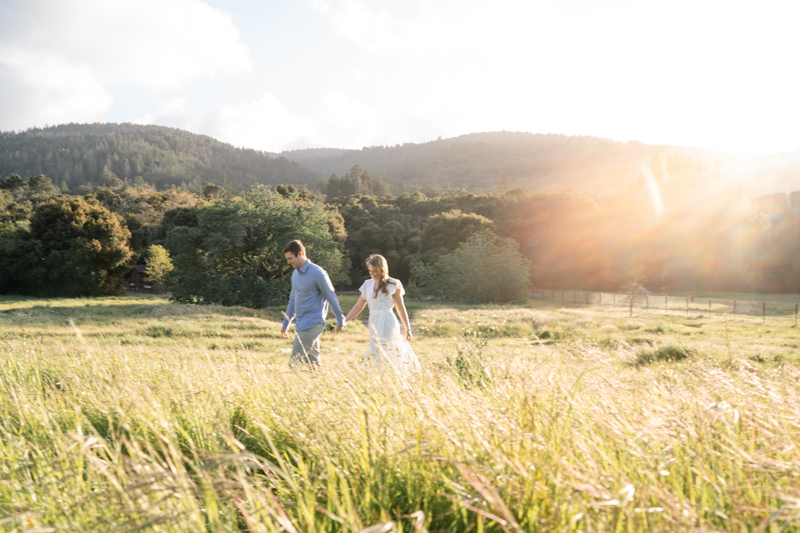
[642, 165, 664, 219]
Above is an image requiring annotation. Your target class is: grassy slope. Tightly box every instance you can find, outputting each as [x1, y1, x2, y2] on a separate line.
[2, 295, 800, 531]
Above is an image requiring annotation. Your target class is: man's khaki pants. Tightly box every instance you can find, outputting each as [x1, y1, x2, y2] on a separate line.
[290, 323, 325, 366]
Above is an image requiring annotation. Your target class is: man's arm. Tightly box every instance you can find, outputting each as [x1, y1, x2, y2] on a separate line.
[281, 286, 295, 339]
[317, 270, 345, 332]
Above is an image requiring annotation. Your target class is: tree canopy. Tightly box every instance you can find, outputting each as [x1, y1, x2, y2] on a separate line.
[0, 196, 132, 296]
[165, 186, 348, 307]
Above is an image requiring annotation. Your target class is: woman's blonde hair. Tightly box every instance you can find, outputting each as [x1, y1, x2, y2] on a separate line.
[366, 254, 390, 297]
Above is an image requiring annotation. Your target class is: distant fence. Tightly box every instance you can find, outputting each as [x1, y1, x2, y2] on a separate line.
[532, 289, 800, 324]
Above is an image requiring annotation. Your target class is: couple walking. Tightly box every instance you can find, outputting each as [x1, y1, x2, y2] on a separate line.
[281, 240, 421, 373]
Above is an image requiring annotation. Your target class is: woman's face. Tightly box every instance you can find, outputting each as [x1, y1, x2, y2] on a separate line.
[368, 263, 379, 280]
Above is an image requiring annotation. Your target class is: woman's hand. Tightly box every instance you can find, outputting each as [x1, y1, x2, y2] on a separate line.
[405, 329, 412, 341]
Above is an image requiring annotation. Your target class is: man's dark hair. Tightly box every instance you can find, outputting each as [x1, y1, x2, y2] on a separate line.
[282, 240, 305, 256]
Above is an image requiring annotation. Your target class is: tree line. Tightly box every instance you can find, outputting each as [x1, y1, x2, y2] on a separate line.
[3, 155, 800, 305]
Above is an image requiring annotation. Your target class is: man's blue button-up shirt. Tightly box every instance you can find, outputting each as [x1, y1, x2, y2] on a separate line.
[282, 260, 345, 331]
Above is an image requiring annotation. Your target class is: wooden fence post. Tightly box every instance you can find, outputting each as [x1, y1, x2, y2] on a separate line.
[686, 297, 689, 316]
[733, 300, 736, 319]
[763, 301, 766, 323]
[709, 298, 711, 315]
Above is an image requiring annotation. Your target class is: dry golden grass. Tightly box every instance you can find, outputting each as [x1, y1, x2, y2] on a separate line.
[1, 295, 800, 531]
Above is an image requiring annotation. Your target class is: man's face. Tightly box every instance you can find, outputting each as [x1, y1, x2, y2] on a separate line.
[285, 251, 305, 270]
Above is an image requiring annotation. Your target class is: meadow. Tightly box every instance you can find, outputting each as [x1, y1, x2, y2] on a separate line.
[1, 294, 800, 532]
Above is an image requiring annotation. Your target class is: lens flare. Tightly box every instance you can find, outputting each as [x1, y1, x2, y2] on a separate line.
[642, 165, 664, 219]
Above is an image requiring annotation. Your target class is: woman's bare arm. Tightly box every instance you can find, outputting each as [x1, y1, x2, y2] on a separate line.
[344, 296, 368, 325]
[392, 289, 412, 341]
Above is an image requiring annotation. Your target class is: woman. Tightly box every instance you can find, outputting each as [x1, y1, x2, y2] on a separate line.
[344, 254, 421, 373]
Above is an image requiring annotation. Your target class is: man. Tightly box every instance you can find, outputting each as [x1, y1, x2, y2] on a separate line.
[281, 239, 344, 366]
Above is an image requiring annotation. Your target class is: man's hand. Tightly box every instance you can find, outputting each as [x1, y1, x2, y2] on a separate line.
[334, 325, 343, 333]
[281, 328, 289, 339]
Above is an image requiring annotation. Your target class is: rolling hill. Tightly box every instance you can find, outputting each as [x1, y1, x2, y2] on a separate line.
[3, 124, 799, 196]
[0, 123, 319, 191]
[280, 131, 800, 196]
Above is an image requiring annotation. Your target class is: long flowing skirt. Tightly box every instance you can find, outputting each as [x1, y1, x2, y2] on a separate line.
[365, 309, 421, 373]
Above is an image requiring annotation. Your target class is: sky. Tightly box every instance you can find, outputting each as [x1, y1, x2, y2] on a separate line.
[1, 0, 800, 155]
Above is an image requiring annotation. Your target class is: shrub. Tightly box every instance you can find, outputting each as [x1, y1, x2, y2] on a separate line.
[636, 344, 697, 366]
[413, 231, 530, 304]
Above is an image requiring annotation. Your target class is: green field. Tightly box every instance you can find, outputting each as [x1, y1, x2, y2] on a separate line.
[2, 295, 800, 531]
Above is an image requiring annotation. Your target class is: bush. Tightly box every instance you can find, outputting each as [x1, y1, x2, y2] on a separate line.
[413, 231, 531, 304]
[636, 344, 697, 366]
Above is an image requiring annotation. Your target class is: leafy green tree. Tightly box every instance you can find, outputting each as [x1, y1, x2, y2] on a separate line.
[202, 183, 225, 200]
[414, 231, 531, 303]
[420, 209, 496, 263]
[0, 174, 26, 199]
[165, 186, 348, 307]
[26, 175, 59, 202]
[338, 195, 421, 284]
[144, 245, 174, 292]
[0, 197, 133, 296]
[0, 190, 20, 223]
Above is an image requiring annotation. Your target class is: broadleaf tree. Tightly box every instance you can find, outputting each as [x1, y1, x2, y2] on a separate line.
[0, 196, 133, 296]
[165, 186, 348, 308]
[413, 231, 531, 304]
[144, 244, 174, 291]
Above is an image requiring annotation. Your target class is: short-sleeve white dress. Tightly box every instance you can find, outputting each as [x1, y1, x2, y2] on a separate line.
[358, 278, 421, 373]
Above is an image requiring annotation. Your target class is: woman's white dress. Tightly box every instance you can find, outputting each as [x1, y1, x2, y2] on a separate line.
[359, 278, 421, 373]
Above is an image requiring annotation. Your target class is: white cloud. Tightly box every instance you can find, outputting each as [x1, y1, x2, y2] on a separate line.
[159, 98, 190, 117]
[311, 0, 398, 52]
[310, 0, 800, 154]
[204, 93, 319, 151]
[132, 114, 156, 126]
[0, 48, 112, 129]
[203, 90, 410, 152]
[316, 91, 384, 148]
[0, 0, 250, 130]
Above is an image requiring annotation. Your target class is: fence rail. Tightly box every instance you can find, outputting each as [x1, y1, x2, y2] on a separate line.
[532, 289, 800, 324]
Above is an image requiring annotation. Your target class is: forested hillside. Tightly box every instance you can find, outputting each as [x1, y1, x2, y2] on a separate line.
[0, 123, 319, 192]
[282, 132, 800, 195]
[280, 132, 727, 193]
[5, 125, 799, 197]
[4, 155, 800, 300]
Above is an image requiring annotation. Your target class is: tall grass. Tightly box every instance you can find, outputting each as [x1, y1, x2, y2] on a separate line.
[2, 297, 800, 531]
